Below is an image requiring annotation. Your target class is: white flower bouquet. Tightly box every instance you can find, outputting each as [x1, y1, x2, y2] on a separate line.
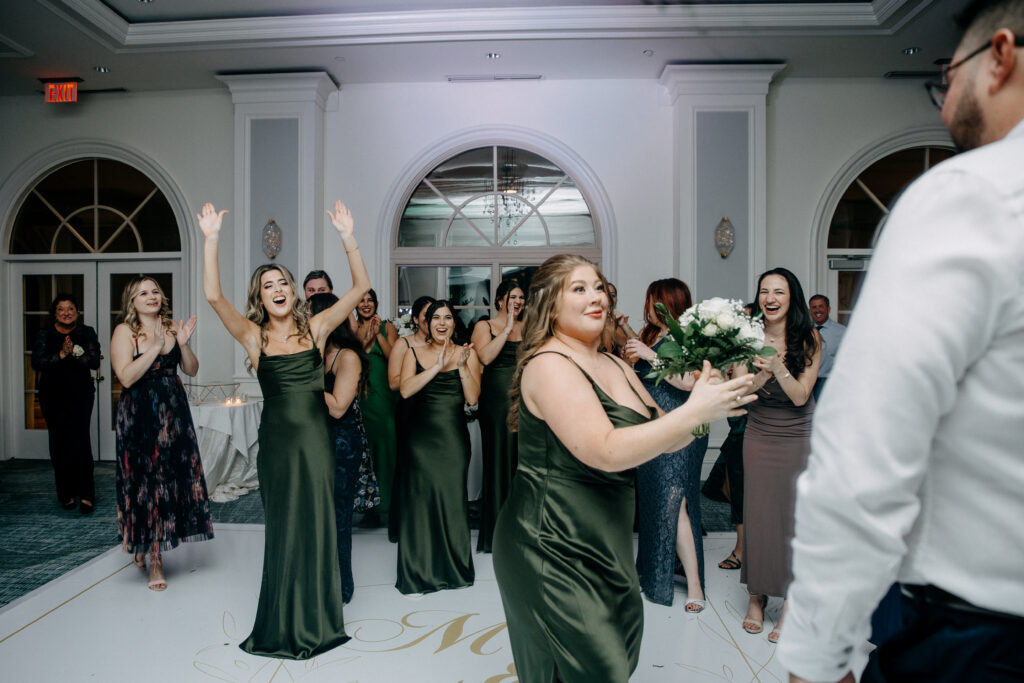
[72, 344, 84, 358]
[651, 297, 775, 436]
[393, 313, 418, 338]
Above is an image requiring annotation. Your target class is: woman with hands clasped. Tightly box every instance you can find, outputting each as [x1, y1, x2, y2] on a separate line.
[395, 299, 482, 595]
[111, 276, 212, 592]
[734, 267, 821, 644]
[492, 255, 755, 682]
[200, 199, 370, 660]
[470, 279, 525, 553]
[31, 294, 101, 513]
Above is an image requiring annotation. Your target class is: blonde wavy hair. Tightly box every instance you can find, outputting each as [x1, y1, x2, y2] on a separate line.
[120, 276, 174, 338]
[244, 264, 311, 355]
[507, 254, 609, 432]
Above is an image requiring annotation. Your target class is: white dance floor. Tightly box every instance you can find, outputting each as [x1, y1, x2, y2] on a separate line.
[0, 526, 817, 682]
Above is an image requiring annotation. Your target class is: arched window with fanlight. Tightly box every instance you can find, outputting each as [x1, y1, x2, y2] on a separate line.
[7, 155, 185, 461]
[391, 145, 600, 330]
[823, 144, 956, 323]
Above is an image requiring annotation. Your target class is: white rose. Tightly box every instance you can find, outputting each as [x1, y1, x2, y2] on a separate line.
[702, 322, 720, 336]
[716, 311, 737, 330]
[697, 297, 731, 317]
[72, 344, 85, 358]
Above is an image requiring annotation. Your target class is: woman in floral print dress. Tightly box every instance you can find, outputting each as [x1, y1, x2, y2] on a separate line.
[111, 275, 213, 591]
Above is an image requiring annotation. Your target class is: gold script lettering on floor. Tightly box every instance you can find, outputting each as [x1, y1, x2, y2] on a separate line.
[0, 527, 802, 681]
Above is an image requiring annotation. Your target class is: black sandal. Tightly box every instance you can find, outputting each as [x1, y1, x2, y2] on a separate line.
[79, 500, 94, 515]
[61, 498, 77, 510]
[718, 551, 742, 570]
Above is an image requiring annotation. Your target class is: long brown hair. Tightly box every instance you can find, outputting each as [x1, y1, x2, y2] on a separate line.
[638, 278, 693, 347]
[507, 254, 609, 432]
[244, 264, 311, 351]
[120, 276, 173, 337]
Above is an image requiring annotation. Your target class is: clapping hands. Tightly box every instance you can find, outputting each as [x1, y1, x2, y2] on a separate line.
[174, 315, 197, 346]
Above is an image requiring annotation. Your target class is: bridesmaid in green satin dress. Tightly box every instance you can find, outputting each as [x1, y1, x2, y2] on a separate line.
[396, 299, 482, 594]
[385, 295, 434, 543]
[200, 200, 371, 660]
[492, 255, 757, 682]
[470, 279, 524, 553]
[354, 289, 398, 526]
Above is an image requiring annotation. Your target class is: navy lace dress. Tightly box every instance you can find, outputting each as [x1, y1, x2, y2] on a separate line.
[115, 341, 214, 554]
[633, 341, 709, 605]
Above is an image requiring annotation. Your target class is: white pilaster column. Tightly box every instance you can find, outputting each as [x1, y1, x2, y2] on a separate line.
[215, 72, 337, 379]
[659, 64, 784, 302]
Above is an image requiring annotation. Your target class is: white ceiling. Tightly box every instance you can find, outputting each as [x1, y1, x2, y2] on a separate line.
[0, 0, 965, 96]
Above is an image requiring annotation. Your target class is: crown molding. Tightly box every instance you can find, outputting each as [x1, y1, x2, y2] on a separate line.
[659, 63, 787, 101]
[214, 72, 338, 108]
[54, 0, 925, 52]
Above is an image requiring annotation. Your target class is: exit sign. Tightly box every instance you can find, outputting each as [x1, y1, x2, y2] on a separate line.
[45, 81, 78, 103]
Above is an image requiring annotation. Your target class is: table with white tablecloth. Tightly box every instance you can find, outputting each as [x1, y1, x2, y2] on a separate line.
[189, 400, 262, 502]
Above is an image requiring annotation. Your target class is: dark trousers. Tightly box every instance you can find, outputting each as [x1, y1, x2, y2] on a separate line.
[861, 587, 1024, 683]
[41, 394, 95, 503]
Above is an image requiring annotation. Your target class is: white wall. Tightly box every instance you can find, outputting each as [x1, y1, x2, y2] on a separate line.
[0, 75, 944, 458]
[323, 78, 675, 321]
[766, 77, 944, 297]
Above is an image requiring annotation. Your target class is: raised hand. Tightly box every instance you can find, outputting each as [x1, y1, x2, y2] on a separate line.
[357, 318, 377, 346]
[326, 200, 354, 237]
[197, 203, 229, 238]
[458, 343, 473, 369]
[435, 338, 451, 369]
[503, 294, 516, 333]
[175, 315, 197, 346]
[623, 338, 656, 363]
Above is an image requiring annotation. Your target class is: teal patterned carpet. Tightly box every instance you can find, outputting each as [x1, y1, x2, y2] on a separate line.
[0, 458, 733, 607]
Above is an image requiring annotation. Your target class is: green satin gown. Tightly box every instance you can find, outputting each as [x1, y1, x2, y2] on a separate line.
[361, 320, 397, 515]
[493, 351, 654, 683]
[476, 326, 519, 553]
[395, 350, 474, 594]
[240, 348, 349, 660]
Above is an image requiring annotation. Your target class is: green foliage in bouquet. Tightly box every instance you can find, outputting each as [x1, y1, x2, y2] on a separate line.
[649, 300, 776, 385]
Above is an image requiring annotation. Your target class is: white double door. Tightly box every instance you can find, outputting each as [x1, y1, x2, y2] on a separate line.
[12, 259, 181, 461]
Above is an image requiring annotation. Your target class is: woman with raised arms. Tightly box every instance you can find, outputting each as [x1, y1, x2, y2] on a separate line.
[199, 200, 370, 660]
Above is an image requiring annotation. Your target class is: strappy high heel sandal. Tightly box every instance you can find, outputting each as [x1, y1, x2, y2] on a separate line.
[147, 553, 167, 591]
[742, 594, 768, 634]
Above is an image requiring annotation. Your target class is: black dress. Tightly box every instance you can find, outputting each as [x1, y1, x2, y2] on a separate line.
[31, 324, 101, 504]
[633, 344, 709, 604]
[325, 353, 371, 603]
[394, 348, 474, 594]
[476, 322, 519, 552]
[115, 341, 213, 554]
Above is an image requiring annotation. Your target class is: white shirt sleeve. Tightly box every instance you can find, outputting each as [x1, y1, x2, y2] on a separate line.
[777, 164, 1018, 682]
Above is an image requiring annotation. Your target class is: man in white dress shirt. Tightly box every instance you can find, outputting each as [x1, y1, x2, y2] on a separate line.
[808, 295, 846, 402]
[780, 1, 1024, 681]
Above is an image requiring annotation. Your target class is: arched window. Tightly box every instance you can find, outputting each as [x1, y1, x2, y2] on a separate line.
[8, 156, 184, 461]
[392, 145, 600, 329]
[825, 145, 955, 323]
[10, 158, 180, 254]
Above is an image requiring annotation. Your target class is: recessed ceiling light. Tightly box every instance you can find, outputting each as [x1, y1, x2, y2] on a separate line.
[94, 66, 110, 73]
[902, 47, 921, 55]
[138, 0, 155, 4]
[487, 52, 501, 59]
[642, 49, 654, 57]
